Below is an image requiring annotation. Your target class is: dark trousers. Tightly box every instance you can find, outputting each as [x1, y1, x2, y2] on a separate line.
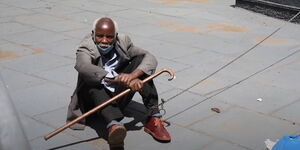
[87, 55, 159, 123]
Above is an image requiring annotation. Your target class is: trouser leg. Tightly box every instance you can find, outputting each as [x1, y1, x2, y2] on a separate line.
[139, 80, 160, 116]
[88, 85, 124, 123]
[115, 55, 159, 117]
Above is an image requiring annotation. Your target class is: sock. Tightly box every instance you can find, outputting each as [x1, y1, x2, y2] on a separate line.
[107, 120, 123, 129]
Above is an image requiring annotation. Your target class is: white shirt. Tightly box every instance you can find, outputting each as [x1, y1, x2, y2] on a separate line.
[101, 52, 119, 92]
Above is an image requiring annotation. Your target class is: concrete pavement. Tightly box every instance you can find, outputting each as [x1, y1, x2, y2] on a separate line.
[0, 0, 300, 149]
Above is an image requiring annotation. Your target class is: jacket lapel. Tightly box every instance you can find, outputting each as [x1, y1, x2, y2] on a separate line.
[90, 40, 102, 67]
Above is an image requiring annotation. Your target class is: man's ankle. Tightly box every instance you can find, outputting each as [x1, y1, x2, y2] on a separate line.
[107, 120, 123, 129]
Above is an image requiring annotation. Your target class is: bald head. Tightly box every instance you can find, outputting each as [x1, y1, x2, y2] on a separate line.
[92, 17, 118, 51]
[93, 17, 118, 35]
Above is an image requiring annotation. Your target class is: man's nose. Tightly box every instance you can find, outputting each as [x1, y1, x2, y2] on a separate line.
[101, 37, 109, 44]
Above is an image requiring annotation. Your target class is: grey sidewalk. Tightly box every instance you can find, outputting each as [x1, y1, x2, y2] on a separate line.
[0, 0, 300, 150]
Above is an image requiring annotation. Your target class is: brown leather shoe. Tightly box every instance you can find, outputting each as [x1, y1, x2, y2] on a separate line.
[144, 117, 171, 142]
[108, 125, 127, 147]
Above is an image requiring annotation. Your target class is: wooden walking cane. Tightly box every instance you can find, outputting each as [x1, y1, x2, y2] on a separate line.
[44, 68, 175, 140]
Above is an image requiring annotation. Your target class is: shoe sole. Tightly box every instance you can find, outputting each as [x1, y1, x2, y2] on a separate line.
[144, 127, 171, 143]
[108, 126, 127, 147]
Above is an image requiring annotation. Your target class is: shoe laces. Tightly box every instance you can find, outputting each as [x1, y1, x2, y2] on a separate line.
[154, 118, 163, 127]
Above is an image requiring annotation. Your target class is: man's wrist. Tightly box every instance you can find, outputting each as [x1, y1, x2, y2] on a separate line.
[131, 69, 144, 79]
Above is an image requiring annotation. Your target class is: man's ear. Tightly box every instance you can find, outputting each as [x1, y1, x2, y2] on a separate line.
[91, 30, 95, 41]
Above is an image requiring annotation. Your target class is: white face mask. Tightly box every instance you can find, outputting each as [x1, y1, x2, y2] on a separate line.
[96, 43, 114, 55]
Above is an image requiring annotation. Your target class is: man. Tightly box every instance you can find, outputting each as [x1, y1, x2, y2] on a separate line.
[66, 17, 171, 148]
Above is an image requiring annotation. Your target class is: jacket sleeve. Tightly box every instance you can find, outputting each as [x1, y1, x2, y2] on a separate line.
[74, 46, 108, 86]
[125, 35, 157, 75]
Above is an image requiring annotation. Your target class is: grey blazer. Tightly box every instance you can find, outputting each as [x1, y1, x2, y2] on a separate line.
[66, 33, 157, 130]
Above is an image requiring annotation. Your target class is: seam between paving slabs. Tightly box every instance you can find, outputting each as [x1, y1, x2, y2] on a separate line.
[171, 121, 254, 150]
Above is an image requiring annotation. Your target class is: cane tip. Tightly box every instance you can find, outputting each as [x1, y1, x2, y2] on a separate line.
[44, 135, 49, 141]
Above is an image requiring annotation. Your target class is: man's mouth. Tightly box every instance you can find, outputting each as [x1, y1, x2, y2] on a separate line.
[99, 43, 110, 49]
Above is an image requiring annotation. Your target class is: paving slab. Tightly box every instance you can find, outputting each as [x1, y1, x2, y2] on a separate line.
[33, 107, 104, 143]
[151, 29, 254, 56]
[154, 81, 177, 95]
[61, 28, 91, 40]
[167, 98, 232, 127]
[19, 114, 54, 141]
[122, 23, 174, 38]
[175, 50, 235, 68]
[108, 8, 190, 27]
[156, 57, 191, 72]
[147, 7, 202, 17]
[108, 9, 154, 21]
[187, 45, 300, 95]
[10, 82, 72, 116]
[191, 107, 300, 150]
[61, 11, 141, 30]
[0, 17, 13, 23]
[216, 79, 300, 114]
[272, 99, 300, 124]
[0, 40, 9, 45]
[36, 38, 81, 59]
[60, 11, 105, 25]
[0, 22, 35, 36]
[187, 45, 300, 96]
[239, 46, 300, 67]
[147, 42, 205, 59]
[277, 23, 300, 40]
[30, 133, 101, 150]
[189, 72, 245, 97]
[0, 53, 74, 74]
[14, 13, 65, 25]
[1, 0, 300, 150]
[202, 140, 249, 150]
[32, 4, 83, 16]
[193, 35, 253, 55]
[34, 64, 77, 88]
[0, 41, 45, 61]
[248, 59, 300, 91]
[149, 0, 214, 8]
[36, 20, 89, 32]
[0, 5, 34, 18]
[155, 66, 211, 89]
[120, 34, 159, 49]
[159, 89, 205, 119]
[3, 0, 52, 9]
[125, 123, 215, 150]
[56, 0, 125, 13]
[0, 68, 46, 91]
[32, 107, 68, 129]
[3, 29, 70, 45]
[184, 10, 236, 24]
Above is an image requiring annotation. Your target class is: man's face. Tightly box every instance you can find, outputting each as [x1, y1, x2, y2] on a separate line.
[94, 22, 115, 49]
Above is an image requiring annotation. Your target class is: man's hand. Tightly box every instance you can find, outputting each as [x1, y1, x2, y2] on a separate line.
[128, 79, 143, 91]
[103, 73, 136, 87]
[104, 77, 144, 91]
[104, 69, 145, 90]
[114, 73, 135, 86]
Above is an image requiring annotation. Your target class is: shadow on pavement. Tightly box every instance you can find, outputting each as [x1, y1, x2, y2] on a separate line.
[48, 100, 147, 150]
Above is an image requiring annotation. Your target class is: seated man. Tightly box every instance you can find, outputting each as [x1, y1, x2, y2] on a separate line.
[66, 17, 171, 148]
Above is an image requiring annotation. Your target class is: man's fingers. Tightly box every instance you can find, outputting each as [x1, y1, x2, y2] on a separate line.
[126, 79, 131, 86]
[104, 78, 117, 82]
[128, 79, 143, 91]
[119, 75, 128, 83]
[138, 82, 143, 90]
